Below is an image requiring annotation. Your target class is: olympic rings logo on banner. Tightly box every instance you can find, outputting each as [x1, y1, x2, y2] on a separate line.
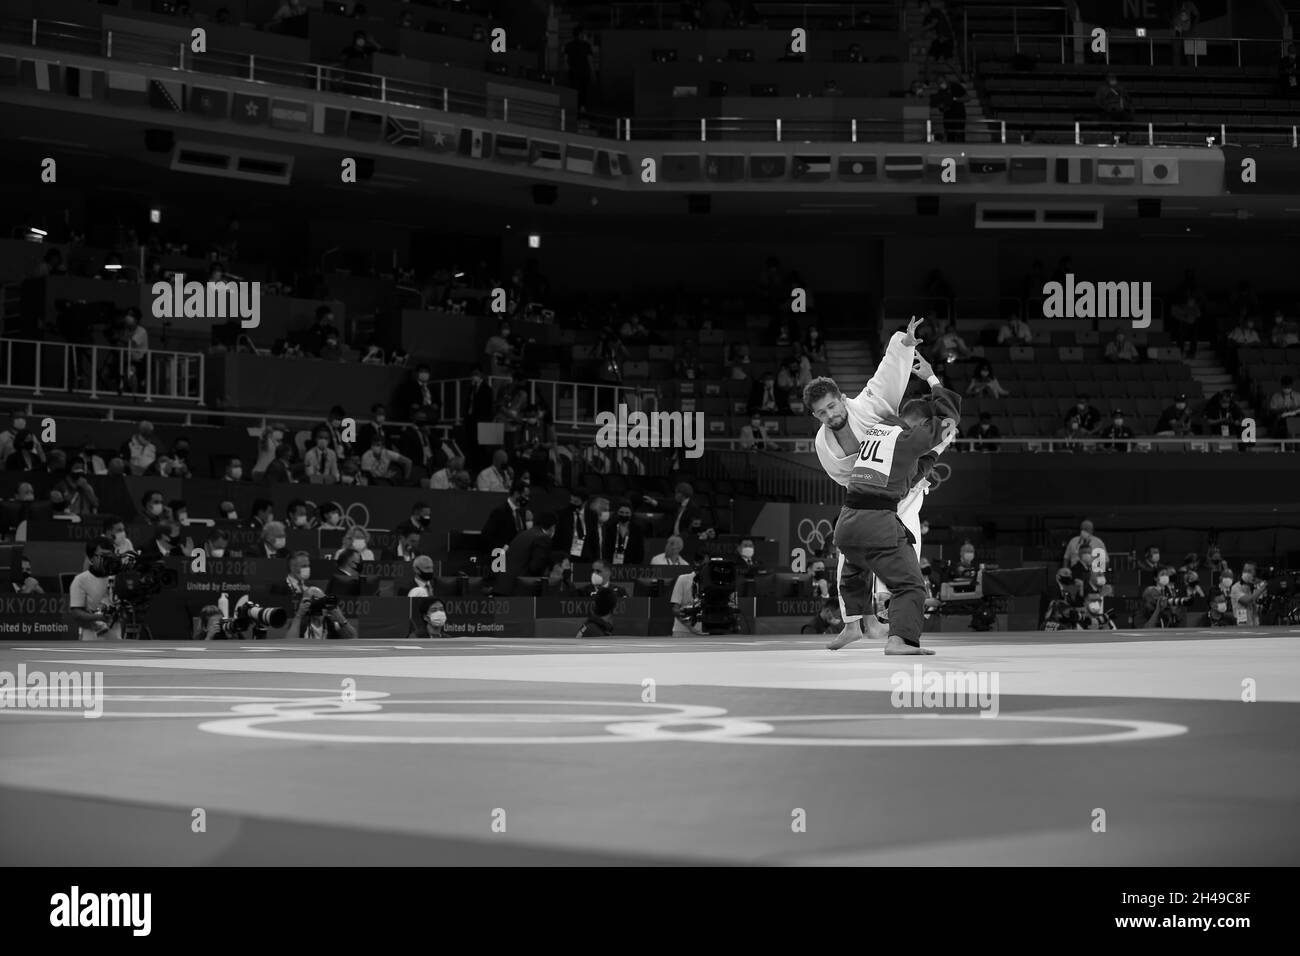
[343, 502, 371, 531]
[796, 518, 835, 552]
[929, 462, 952, 489]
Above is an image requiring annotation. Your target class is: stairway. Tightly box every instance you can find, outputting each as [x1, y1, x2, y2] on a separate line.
[1184, 341, 1255, 416]
[825, 339, 878, 394]
[900, 0, 992, 144]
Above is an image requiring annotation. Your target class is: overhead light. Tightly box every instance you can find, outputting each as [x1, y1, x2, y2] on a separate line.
[27, 227, 47, 237]
[1135, 28, 1146, 38]
[453, 271, 465, 278]
[528, 233, 541, 249]
[104, 263, 121, 271]
[149, 207, 161, 224]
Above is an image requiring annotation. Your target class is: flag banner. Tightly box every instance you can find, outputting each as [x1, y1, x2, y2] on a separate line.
[661, 154, 702, 181]
[1141, 156, 1179, 185]
[749, 155, 787, 179]
[968, 156, 1009, 176]
[705, 154, 746, 182]
[1008, 156, 1048, 183]
[231, 92, 270, 125]
[792, 155, 831, 181]
[566, 143, 596, 175]
[883, 154, 925, 179]
[64, 65, 95, 99]
[188, 86, 228, 119]
[838, 155, 878, 181]
[1055, 157, 1094, 184]
[147, 78, 183, 111]
[529, 140, 563, 170]
[422, 120, 457, 153]
[384, 113, 421, 147]
[29, 60, 60, 93]
[494, 134, 529, 163]
[314, 105, 348, 137]
[596, 149, 631, 178]
[347, 110, 384, 141]
[458, 127, 492, 159]
[270, 98, 310, 132]
[1096, 158, 1137, 183]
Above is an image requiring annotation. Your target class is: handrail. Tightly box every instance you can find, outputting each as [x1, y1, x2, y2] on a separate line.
[6, 16, 1299, 147]
[0, 338, 205, 406]
[435, 375, 659, 428]
[971, 30, 1290, 70]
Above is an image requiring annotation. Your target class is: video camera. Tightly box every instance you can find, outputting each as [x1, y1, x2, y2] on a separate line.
[676, 557, 740, 635]
[105, 550, 178, 612]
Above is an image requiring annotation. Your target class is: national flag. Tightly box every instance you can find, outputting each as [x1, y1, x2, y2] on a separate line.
[63, 66, 96, 99]
[565, 143, 595, 175]
[529, 140, 562, 170]
[105, 70, 148, 107]
[494, 133, 529, 163]
[838, 156, 878, 181]
[384, 113, 421, 147]
[967, 156, 1008, 177]
[347, 110, 383, 141]
[661, 154, 701, 181]
[1141, 156, 1179, 185]
[792, 155, 831, 181]
[883, 154, 924, 179]
[1054, 157, 1094, 184]
[1008, 156, 1048, 183]
[314, 106, 348, 137]
[705, 155, 745, 182]
[29, 60, 60, 93]
[188, 86, 228, 120]
[422, 120, 457, 153]
[457, 127, 492, 159]
[270, 98, 310, 132]
[147, 78, 183, 112]
[1096, 158, 1137, 184]
[749, 155, 787, 180]
[231, 92, 269, 125]
[596, 149, 631, 178]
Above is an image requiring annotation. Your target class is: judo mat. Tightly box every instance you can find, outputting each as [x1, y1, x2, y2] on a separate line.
[2, 627, 1298, 866]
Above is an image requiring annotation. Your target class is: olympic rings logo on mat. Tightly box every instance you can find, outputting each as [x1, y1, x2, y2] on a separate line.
[796, 518, 835, 551]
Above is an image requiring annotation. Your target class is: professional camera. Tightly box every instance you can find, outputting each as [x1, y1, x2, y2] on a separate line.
[1259, 568, 1300, 625]
[677, 557, 740, 635]
[208, 594, 288, 639]
[107, 551, 177, 610]
[307, 593, 340, 615]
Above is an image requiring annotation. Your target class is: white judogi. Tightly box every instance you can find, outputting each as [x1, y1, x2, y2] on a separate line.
[813, 331, 952, 617]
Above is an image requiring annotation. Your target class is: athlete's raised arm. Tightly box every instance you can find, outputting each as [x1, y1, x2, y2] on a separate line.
[856, 316, 922, 413]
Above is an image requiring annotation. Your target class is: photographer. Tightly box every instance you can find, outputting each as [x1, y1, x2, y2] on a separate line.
[576, 587, 619, 638]
[1230, 563, 1268, 626]
[68, 537, 122, 641]
[1141, 569, 1190, 628]
[1077, 592, 1117, 630]
[669, 558, 705, 636]
[286, 586, 357, 640]
[1043, 567, 1083, 630]
[1204, 591, 1237, 628]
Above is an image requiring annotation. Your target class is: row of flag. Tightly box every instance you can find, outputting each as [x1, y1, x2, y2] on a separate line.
[5, 57, 1184, 187]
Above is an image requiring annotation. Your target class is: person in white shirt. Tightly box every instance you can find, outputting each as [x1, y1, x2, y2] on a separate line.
[68, 537, 122, 641]
[1063, 519, 1107, 568]
[337, 526, 375, 563]
[476, 449, 512, 492]
[651, 535, 690, 566]
[407, 556, 436, 597]
[304, 429, 340, 484]
[104, 517, 135, 555]
[669, 565, 704, 636]
[360, 435, 412, 483]
[125, 421, 158, 476]
[429, 455, 465, 490]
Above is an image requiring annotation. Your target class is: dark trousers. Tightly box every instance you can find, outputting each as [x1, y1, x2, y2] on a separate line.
[834, 506, 927, 646]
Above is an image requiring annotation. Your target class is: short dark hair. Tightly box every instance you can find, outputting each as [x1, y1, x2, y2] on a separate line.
[85, 536, 113, 558]
[252, 498, 273, 516]
[802, 376, 841, 409]
[1283, 376, 1294, 388]
[510, 478, 529, 495]
[900, 397, 932, 420]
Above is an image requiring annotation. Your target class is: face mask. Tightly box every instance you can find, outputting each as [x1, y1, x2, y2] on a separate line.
[1242, 572, 1254, 583]
[90, 557, 111, 578]
[113, 530, 126, 542]
[418, 372, 431, 384]
[229, 468, 243, 480]
[13, 419, 25, 432]
[591, 573, 604, 586]
[1221, 580, 1234, 590]
[210, 548, 225, 558]
[525, 521, 534, 530]
[1113, 419, 1123, 427]
[317, 439, 328, 449]
[149, 503, 163, 516]
[375, 415, 386, 424]
[272, 433, 284, 444]
[272, 538, 286, 550]
[1157, 576, 1170, 587]
[323, 514, 340, 526]
[740, 547, 755, 559]
[962, 553, 975, 564]
[176, 513, 188, 524]
[294, 516, 308, 527]
[296, 567, 311, 581]
[597, 512, 610, 524]
[618, 514, 631, 523]
[428, 610, 447, 626]
[1087, 603, 1102, 614]
[1095, 575, 1106, 586]
[813, 570, 825, 579]
[351, 539, 366, 552]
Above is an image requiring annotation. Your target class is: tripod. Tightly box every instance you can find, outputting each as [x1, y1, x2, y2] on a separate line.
[116, 603, 154, 641]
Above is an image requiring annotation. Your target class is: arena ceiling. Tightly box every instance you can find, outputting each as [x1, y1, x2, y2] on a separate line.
[6, 100, 1300, 242]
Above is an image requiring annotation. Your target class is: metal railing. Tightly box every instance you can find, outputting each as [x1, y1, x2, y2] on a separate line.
[961, 5, 1073, 73]
[0, 338, 205, 405]
[600, 2, 899, 30]
[972, 30, 1291, 70]
[435, 375, 658, 428]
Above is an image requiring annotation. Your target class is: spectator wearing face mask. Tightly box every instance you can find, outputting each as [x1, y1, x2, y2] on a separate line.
[668, 483, 712, 539]
[273, 551, 314, 601]
[151, 522, 185, 558]
[139, 490, 169, 526]
[52, 460, 99, 517]
[259, 521, 289, 560]
[1138, 546, 1164, 586]
[103, 517, 135, 555]
[394, 531, 423, 564]
[316, 502, 345, 531]
[1230, 563, 1267, 626]
[408, 556, 437, 598]
[587, 560, 627, 600]
[965, 360, 1009, 398]
[1077, 592, 1116, 630]
[576, 586, 620, 638]
[555, 492, 590, 560]
[1181, 569, 1206, 608]
[1066, 394, 1102, 435]
[429, 455, 465, 490]
[651, 534, 690, 566]
[204, 529, 233, 559]
[1063, 520, 1106, 568]
[285, 499, 315, 531]
[304, 429, 341, 484]
[252, 422, 286, 479]
[1204, 589, 1237, 627]
[476, 449, 513, 493]
[1141, 568, 1187, 627]
[69, 537, 123, 641]
[485, 320, 521, 374]
[748, 371, 788, 416]
[545, 557, 577, 594]
[605, 504, 644, 566]
[337, 526, 375, 563]
[329, 549, 365, 597]
[1053, 412, 1084, 450]
[480, 480, 531, 554]
[1043, 567, 1083, 629]
[395, 502, 434, 539]
[1202, 390, 1244, 437]
[505, 511, 556, 577]
[1071, 546, 1103, 592]
[223, 457, 247, 483]
[10, 555, 42, 593]
[5, 431, 45, 472]
[358, 404, 396, 453]
[247, 499, 274, 533]
[414, 599, 449, 638]
[339, 457, 368, 487]
[156, 437, 193, 480]
[1155, 393, 1194, 437]
[734, 538, 764, 579]
[1099, 409, 1135, 452]
[1268, 376, 1300, 438]
[970, 412, 1002, 452]
[360, 434, 412, 485]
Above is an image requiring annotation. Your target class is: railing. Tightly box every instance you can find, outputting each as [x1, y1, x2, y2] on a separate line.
[960, 5, 1073, 76]
[435, 375, 659, 428]
[972, 30, 1290, 70]
[0, 339, 205, 405]
[600, 2, 899, 29]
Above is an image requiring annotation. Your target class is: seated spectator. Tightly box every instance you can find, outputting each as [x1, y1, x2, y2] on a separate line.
[429, 455, 466, 490]
[1054, 413, 1085, 449]
[360, 434, 411, 484]
[317, 502, 345, 531]
[4, 432, 45, 472]
[304, 429, 341, 484]
[476, 449, 513, 492]
[203, 529, 233, 559]
[1268, 376, 1300, 436]
[222, 457, 246, 483]
[738, 414, 769, 450]
[397, 365, 438, 415]
[1201, 390, 1244, 436]
[802, 324, 827, 361]
[319, 329, 345, 362]
[998, 312, 1033, 345]
[1104, 330, 1139, 362]
[337, 525, 375, 563]
[485, 319, 520, 373]
[969, 411, 1001, 451]
[264, 442, 295, 484]
[619, 312, 651, 343]
[122, 421, 157, 476]
[749, 371, 788, 415]
[930, 321, 972, 364]
[966, 360, 1010, 398]
[251, 422, 286, 479]
[1268, 309, 1300, 347]
[1066, 394, 1102, 434]
[1099, 409, 1135, 452]
[651, 535, 690, 566]
[1227, 315, 1261, 346]
[1204, 590, 1236, 627]
[1095, 72, 1134, 129]
[267, 0, 307, 27]
[726, 343, 752, 380]
[1155, 394, 1194, 437]
[735, 538, 764, 578]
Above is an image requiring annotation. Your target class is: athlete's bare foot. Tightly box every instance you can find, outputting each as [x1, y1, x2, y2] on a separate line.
[884, 635, 935, 655]
[827, 620, 865, 650]
[865, 615, 889, 641]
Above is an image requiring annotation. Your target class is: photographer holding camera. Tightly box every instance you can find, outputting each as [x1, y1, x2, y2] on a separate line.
[286, 586, 357, 640]
[68, 537, 122, 641]
[1141, 568, 1191, 628]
